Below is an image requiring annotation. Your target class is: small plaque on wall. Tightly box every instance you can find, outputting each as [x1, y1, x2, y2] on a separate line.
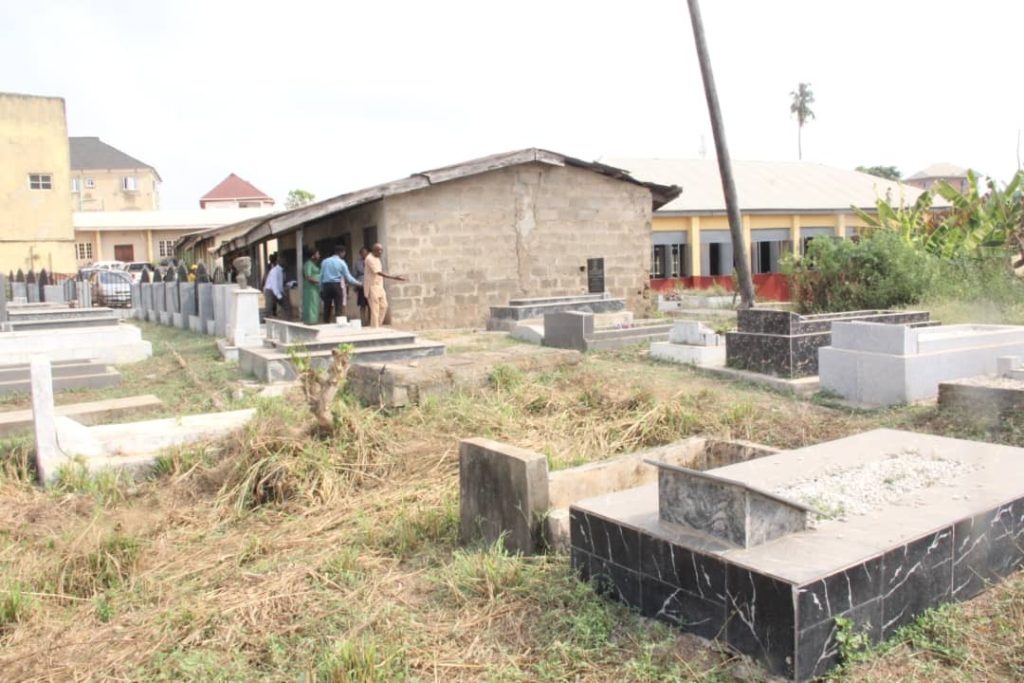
[586, 257, 605, 294]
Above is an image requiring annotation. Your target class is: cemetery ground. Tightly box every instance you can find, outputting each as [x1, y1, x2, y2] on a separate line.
[1, 322, 1023, 681]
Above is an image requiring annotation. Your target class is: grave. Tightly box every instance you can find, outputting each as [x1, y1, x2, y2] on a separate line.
[216, 288, 263, 360]
[29, 357, 253, 485]
[0, 358, 120, 396]
[5, 304, 119, 331]
[569, 428, 1024, 682]
[649, 320, 726, 367]
[178, 282, 196, 330]
[726, 308, 932, 378]
[460, 435, 777, 555]
[239, 323, 446, 382]
[348, 344, 580, 408]
[0, 323, 151, 365]
[43, 284, 64, 303]
[487, 293, 627, 332]
[938, 355, 1024, 424]
[197, 282, 214, 334]
[0, 394, 162, 436]
[820, 322, 1024, 406]
[657, 291, 735, 312]
[542, 311, 673, 352]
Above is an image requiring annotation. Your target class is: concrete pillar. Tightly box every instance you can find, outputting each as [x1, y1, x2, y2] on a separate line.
[790, 214, 801, 256]
[30, 356, 62, 486]
[837, 213, 847, 239]
[458, 437, 550, 554]
[296, 226, 304, 313]
[146, 229, 154, 262]
[95, 230, 103, 260]
[689, 215, 702, 277]
[229, 289, 262, 347]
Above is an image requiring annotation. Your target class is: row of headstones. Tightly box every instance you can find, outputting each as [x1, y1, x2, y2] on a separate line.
[136, 262, 228, 285]
[3, 269, 67, 305]
[134, 279, 239, 338]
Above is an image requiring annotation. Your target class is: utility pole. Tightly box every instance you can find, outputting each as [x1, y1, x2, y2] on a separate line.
[687, 0, 755, 308]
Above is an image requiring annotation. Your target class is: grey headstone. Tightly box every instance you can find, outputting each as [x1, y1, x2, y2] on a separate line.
[140, 267, 151, 284]
[197, 283, 214, 324]
[168, 282, 181, 314]
[12, 282, 27, 300]
[163, 267, 175, 283]
[15, 269, 24, 282]
[213, 284, 237, 338]
[179, 283, 196, 329]
[131, 283, 142, 311]
[212, 266, 225, 284]
[177, 264, 188, 282]
[196, 263, 210, 283]
[0, 273, 7, 323]
[543, 311, 593, 351]
[458, 437, 550, 555]
[43, 285, 64, 303]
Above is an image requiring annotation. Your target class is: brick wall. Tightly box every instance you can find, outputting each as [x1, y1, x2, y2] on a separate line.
[383, 162, 653, 329]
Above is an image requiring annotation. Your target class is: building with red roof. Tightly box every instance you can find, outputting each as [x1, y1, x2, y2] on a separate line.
[199, 173, 275, 210]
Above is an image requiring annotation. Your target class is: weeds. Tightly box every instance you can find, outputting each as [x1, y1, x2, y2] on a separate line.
[55, 532, 142, 598]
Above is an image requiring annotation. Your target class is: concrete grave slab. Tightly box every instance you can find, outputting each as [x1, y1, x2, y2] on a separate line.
[0, 394, 162, 436]
[570, 429, 1024, 681]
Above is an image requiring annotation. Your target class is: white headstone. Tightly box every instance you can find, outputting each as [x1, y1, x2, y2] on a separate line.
[229, 289, 262, 347]
[668, 320, 721, 347]
[30, 356, 64, 485]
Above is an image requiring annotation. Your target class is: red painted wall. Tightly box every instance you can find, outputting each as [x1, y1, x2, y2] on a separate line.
[650, 274, 790, 302]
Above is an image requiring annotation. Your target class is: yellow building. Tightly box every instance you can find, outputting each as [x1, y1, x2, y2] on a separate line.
[0, 92, 77, 274]
[608, 159, 931, 299]
[69, 137, 160, 212]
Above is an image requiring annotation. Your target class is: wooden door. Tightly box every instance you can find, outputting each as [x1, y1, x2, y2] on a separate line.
[114, 244, 134, 262]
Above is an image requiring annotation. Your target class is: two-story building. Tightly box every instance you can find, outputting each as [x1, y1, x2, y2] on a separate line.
[0, 92, 77, 274]
[69, 137, 160, 212]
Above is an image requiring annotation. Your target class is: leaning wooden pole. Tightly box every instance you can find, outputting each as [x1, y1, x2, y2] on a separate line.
[687, 0, 756, 308]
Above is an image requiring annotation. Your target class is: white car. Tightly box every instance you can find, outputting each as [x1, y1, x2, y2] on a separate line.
[90, 260, 127, 271]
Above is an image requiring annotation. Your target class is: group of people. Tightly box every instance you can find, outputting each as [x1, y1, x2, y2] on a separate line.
[263, 242, 404, 328]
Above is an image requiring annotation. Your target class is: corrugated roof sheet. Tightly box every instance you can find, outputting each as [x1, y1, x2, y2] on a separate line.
[200, 173, 274, 202]
[69, 137, 159, 179]
[605, 158, 929, 213]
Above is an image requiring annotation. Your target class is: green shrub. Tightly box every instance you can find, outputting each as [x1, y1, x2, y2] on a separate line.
[784, 231, 936, 313]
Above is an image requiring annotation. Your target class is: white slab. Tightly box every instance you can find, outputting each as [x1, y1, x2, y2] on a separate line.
[650, 341, 726, 367]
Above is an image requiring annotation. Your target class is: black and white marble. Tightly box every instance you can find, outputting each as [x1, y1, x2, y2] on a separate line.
[880, 527, 954, 638]
[952, 498, 1024, 600]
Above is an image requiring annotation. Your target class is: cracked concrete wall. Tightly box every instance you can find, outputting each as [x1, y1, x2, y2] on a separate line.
[382, 162, 653, 330]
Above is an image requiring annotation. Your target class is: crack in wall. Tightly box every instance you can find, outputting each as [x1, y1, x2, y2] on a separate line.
[512, 168, 542, 293]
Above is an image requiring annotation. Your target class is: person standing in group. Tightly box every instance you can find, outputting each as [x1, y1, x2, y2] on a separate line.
[302, 248, 322, 325]
[263, 253, 291, 319]
[364, 242, 405, 327]
[354, 247, 370, 327]
[319, 245, 361, 323]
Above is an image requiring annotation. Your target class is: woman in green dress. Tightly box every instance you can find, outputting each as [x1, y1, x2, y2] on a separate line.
[302, 249, 322, 324]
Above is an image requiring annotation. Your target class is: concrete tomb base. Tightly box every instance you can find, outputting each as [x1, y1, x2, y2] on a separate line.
[649, 320, 726, 367]
[459, 434, 777, 555]
[938, 355, 1024, 424]
[0, 394, 162, 436]
[542, 311, 673, 352]
[0, 324, 151, 365]
[726, 308, 932, 379]
[487, 293, 626, 332]
[569, 429, 1024, 682]
[820, 322, 1024, 406]
[348, 344, 580, 408]
[29, 357, 252, 485]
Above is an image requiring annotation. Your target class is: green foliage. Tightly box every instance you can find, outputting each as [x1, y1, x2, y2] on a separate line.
[0, 582, 34, 632]
[784, 230, 936, 312]
[285, 189, 316, 210]
[834, 615, 870, 664]
[856, 164, 901, 180]
[314, 638, 408, 682]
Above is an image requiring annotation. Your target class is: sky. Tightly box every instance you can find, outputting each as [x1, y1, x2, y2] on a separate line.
[2, 0, 1022, 209]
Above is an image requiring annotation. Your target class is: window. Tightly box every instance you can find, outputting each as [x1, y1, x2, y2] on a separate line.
[71, 177, 81, 193]
[85, 177, 95, 189]
[76, 242, 94, 260]
[651, 245, 667, 279]
[28, 174, 52, 190]
[122, 176, 138, 192]
[158, 240, 175, 257]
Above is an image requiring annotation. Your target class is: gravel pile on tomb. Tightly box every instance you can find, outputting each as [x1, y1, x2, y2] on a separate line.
[953, 374, 1024, 389]
[772, 450, 978, 526]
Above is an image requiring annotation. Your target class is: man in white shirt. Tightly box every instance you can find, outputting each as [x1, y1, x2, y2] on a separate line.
[263, 253, 291, 319]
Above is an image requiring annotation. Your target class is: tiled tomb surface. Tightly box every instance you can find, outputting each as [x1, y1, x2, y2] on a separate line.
[569, 429, 1024, 682]
[725, 309, 932, 378]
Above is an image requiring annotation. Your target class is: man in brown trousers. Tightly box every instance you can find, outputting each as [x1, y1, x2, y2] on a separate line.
[364, 242, 405, 327]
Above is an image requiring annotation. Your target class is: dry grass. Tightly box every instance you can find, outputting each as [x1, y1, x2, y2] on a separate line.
[1, 330, 1023, 681]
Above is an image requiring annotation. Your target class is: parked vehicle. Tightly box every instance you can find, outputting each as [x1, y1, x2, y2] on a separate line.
[88, 269, 132, 308]
[89, 260, 127, 271]
[124, 261, 154, 283]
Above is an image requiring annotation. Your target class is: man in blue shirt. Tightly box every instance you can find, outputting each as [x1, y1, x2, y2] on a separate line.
[319, 245, 362, 323]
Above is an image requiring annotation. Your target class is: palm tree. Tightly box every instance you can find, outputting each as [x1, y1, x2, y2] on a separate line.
[686, 0, 756, 308]
[790, 82, 815, 160]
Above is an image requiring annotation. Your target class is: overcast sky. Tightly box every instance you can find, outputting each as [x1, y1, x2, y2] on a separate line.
[3, 0, 1022, 209]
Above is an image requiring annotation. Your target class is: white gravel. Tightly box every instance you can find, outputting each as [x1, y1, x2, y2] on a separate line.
[771, 450, 977, 527]
[952, 374, 1024, 390]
